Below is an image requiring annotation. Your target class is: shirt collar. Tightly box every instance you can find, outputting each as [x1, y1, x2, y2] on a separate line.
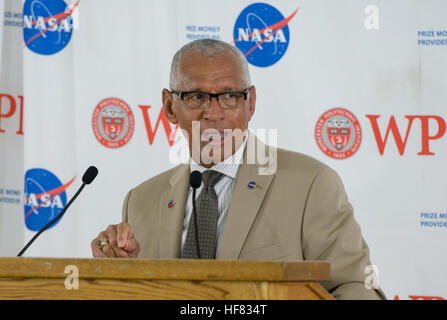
[189, 136, 247, 179]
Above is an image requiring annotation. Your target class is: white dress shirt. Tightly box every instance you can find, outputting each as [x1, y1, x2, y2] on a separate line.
[180, 138, 247, 256]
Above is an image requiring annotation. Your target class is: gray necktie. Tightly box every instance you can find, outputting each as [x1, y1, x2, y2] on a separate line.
[182, 170, 224, 259]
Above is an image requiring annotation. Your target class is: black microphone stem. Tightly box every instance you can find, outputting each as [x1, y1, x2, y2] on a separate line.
[192, 187, 201, 259]
[17, 182, 86, 257]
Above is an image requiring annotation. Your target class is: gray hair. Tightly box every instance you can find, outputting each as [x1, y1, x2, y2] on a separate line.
[169, 39, 251, 89]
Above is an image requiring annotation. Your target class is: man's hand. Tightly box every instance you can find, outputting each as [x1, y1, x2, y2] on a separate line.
[91, 222, 140, 258]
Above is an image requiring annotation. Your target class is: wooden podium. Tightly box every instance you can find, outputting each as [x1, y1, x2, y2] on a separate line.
[0, 258, 334, 300]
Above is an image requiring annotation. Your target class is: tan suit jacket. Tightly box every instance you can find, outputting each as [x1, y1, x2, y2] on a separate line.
[122, 134, 386, 300]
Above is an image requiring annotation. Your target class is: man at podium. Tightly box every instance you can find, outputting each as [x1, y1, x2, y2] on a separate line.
[91, 39, 385, 300]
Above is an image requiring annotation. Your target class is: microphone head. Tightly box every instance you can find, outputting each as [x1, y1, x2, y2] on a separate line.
[82, 166, 98, 185]
[190, 170, 202, 189]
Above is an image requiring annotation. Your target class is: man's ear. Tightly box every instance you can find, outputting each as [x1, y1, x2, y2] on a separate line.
[247, 85, 256, 121]
[162, 89, 178, 124]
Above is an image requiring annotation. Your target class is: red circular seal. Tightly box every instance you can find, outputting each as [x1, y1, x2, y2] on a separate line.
[92, 97, 134, 148]
[315, 108, 362, 159]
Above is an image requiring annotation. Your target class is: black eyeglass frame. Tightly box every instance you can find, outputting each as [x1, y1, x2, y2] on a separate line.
[169, 87, 250, 108]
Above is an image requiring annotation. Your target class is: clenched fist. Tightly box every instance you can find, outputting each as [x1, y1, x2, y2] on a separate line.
[91, 222, 140, 258]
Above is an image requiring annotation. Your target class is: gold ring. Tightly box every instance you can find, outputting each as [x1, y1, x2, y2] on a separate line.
[97, 237, 109, 248]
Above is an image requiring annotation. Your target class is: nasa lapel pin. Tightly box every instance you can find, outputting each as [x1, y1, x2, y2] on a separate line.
[247, 181, 262, 190]
[168, 199, 175, 209]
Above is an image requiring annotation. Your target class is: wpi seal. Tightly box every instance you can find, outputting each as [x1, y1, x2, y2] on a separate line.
[315, 108, 362, 159]
[92, 97, 135, 148]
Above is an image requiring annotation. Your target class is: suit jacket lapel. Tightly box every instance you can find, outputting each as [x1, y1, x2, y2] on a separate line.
[158, 164, 190, 259]
[217, 133, 276, 259]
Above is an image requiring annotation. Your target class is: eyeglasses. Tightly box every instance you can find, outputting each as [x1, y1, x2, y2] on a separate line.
[170, 88, 250, 109]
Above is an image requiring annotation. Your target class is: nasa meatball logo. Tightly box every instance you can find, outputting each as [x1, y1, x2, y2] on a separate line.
[233, 3, 298, 67]
[24, 168, 76, 231]
[315, 108, 362, 159]
[92, 97, 135, 149]
[23, 0, 79, 55]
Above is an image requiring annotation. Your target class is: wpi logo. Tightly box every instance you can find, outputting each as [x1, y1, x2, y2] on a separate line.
[139, 105, 179, 146]
[315, 108, 362, 159]
[0, 93, 24, 135]
[233, 3, 298, 67]
[366, 115, 446, 156]
[92, 98, 135, 148]
[23, 0, 79, 55]
[24, 168, 75, 231]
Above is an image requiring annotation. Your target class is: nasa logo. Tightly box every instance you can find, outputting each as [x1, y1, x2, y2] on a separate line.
[23, 0, 79, 55]
[92, 97, 135, 149]
[315, 108, 362, 159]
[24, 168, 76, 231]
[233, 3, 298, 67]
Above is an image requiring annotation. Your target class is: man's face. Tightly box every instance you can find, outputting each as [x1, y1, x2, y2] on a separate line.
[163, 51, 256, 167]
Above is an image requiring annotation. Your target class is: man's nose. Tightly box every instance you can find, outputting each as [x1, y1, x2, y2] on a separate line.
[203, 96, 224, 120]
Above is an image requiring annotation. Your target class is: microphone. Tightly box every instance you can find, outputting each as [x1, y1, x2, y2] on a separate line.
[189, 170, 202, 258]
[17, 166, 99, 257]
[82, 166, 98, 185]
[190, 170, 202, 189]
